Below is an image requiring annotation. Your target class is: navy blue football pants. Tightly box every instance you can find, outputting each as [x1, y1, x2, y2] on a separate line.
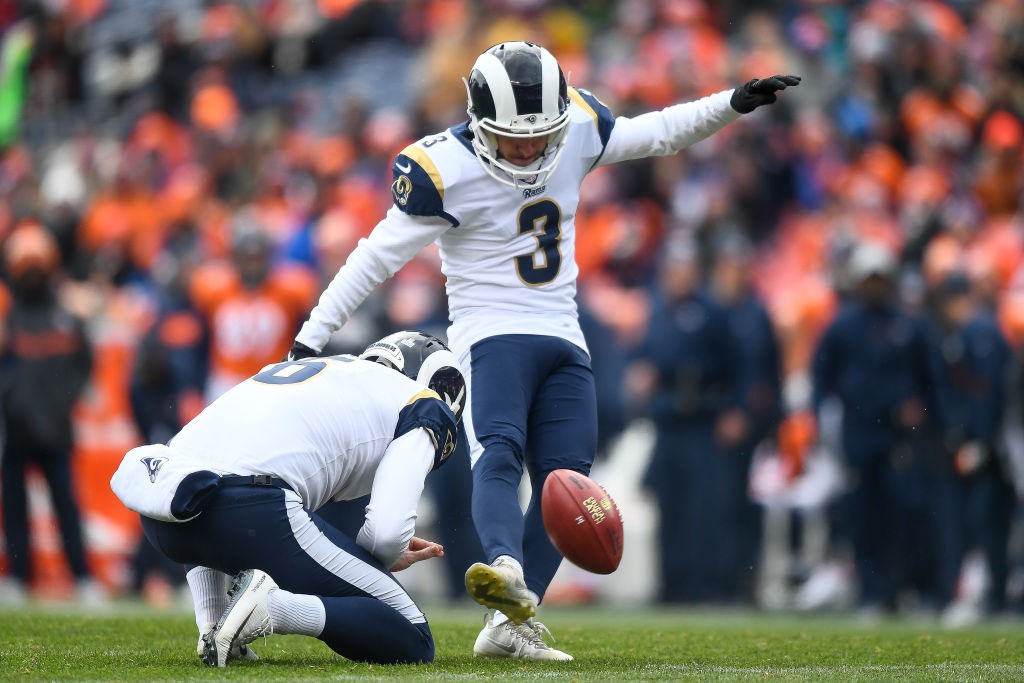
[141, 485, 433, 664]
[465, 334, 596, 601]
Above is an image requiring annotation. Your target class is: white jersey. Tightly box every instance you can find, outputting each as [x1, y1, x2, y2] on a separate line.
[170, 356, 456, 508]
[295, 88, 739, 358]
[111, 356, 457, 565]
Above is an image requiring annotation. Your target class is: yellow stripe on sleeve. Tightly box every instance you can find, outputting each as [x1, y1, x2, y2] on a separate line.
[406, 388, 441, 406]
[400, 145, 445, 199]
[569, 87, 598, 127]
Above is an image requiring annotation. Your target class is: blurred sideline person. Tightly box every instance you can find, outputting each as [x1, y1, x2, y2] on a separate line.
[708, 232, 784, 602]
[928, 272, 1015, 623]
[811, 242, 942, 616]
[284, 40, 799, 659]
[0, 222, 100, 604]
[628, 235, 742, 603]
[111, 331, 465, 667]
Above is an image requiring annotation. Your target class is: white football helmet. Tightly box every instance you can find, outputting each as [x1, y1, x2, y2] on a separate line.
[464, 41, 570, 188]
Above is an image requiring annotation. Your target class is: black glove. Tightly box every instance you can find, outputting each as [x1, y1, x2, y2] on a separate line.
[284, 340, 318, 362]
[730, 75, 801, 113]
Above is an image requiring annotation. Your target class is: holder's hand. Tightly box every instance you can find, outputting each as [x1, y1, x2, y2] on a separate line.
[284, 341, 318, 362]
[389, 537, 444, 572]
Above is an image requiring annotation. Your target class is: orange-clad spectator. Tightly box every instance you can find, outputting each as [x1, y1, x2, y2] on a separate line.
[575, 198, 664, 281]
[200, 0, 264, 60]
[190, 67, 240, 140]
[310, 135, 357, 181]
[964, 218, 1024, 308]
[127, 112, 195, 170]
[158, 164, 209, 228]
[973, 111, 1023, 218]
[857, 143, 906, 202]
[78, 169, 163, 275]
[190, 225, 318, 400]
[918, 0, 968, 44]
[318, 0, 363, 21]
[186, 175, 235, 261]
[998, 289, 1024, 349]
[924, 231, 967, 290]
[900, 81, 985, 156]
[330, 175, 391, 237]
[65, 0, 107, 24]
[898, 163, 951, 211]
[630, 21, 730, 108]
[251, 175, 303, 248]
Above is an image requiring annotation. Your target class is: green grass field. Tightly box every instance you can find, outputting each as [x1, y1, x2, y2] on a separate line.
[2, 602, 1023, 681]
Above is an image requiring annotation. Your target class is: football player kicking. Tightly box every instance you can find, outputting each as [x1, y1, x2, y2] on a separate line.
[286, 41, 799, 660]
[111, 332, 465, 667]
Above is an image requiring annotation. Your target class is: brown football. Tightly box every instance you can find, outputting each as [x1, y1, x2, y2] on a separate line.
[541, 469, 624, 575]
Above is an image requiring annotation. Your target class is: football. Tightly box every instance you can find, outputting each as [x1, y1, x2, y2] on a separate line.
[541, 469, 624, 574]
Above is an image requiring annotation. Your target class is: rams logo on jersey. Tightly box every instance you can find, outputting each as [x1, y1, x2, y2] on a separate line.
[442, 428, 455, 460]
[392, 175, 413, 206]
[140, 455, 168, 483]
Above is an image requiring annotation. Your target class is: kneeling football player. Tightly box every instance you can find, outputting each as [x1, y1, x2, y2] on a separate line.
[111, 331, 465, 667]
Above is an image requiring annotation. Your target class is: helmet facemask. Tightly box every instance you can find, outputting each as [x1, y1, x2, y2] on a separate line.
[465, 42, 571, 189]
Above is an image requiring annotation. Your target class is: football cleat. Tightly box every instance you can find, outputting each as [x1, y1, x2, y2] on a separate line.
[201, 569, 276, 668]
[464, 558, 536, 623]
[473, 611, 573, 661]
[196, 635, 259, 662]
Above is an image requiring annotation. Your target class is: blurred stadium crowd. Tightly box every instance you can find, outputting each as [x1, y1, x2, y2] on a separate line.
[0, 0, 1023, 625]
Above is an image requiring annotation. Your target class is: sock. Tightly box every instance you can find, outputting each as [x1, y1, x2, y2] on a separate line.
[186, 566, 228, 634]
[268, 589, 326, 636]
[492, 610, 510, 626]
[495, 555, 523, 576]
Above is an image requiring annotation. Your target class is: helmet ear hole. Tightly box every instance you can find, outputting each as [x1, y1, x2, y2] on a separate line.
[418, 350, 466, 424]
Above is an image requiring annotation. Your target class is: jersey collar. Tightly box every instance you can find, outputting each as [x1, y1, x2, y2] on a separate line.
[450, 121, 476, 156]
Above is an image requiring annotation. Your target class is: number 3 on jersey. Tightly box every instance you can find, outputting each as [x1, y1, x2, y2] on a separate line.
[515, 199, 562, 286]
